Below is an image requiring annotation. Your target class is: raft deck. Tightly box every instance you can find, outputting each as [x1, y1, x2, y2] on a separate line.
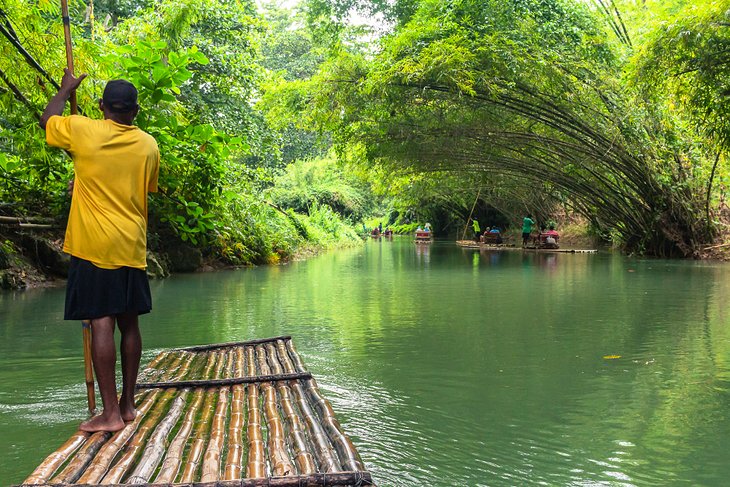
[18, 336, 374, 487]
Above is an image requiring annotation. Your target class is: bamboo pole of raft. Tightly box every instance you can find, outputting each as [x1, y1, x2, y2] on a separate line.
[50, 431, 110, 483]
[201, 350, 234, 481]
[255, 344, 295, 476]
[153, 388, 204, 482]
[245, 346, 267, 478]
[125, 390, 190, 483]
[98, 389, 177, 484]
[76, 391, 160, 483]
[304, 376, 364, 472]
[283, 341, 341, 472]
[23, 431, 90, 484]
[266, 343, 317, 474]
[289, 379, 341, 472]
[178, 351, 226, 482]
[178, 388, 217, 482]
[284, 340, 307, 373]
[200, 387, 230, 481]
[139, 350, 172, 381]
[284, 340, 363, 470]
[222, 348, 246, 480]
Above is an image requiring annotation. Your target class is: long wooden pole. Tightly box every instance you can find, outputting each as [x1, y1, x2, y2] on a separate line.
[461, 189, 481, 240]
[60, 0, 77, 114]
[61, 0, 93, 415]
[82, 321, 95, 415]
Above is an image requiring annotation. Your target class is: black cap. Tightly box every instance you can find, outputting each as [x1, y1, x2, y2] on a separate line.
[102, 79, 138, 113]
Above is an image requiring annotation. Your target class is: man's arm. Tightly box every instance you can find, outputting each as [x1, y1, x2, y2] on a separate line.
[39, 68, 87, 130]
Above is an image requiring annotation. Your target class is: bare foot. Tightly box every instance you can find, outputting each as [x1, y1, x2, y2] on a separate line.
[119, 400, 137, 422]
[120, 408, 137, 423]
[80, 413, 125, 432]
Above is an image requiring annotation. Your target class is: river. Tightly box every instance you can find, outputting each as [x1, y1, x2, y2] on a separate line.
[2, 237, 730, 486]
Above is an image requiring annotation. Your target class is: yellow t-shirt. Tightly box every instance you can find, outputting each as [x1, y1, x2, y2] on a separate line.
[46, 115, 159, 270]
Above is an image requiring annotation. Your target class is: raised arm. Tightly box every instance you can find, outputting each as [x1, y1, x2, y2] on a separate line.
[39, 68, 87, 130]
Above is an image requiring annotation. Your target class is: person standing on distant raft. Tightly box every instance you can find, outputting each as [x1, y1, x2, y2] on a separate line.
[522, 214, 536, 247]
[40, 69, 160, 433]
[472, 218, 481, 241]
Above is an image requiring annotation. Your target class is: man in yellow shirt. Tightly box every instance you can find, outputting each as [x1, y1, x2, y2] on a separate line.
[40, 69, 159, 432]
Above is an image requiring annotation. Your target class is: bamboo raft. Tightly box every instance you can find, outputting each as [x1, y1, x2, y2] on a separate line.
[17, 336, 374, 487]
[455, 240, 596, 253]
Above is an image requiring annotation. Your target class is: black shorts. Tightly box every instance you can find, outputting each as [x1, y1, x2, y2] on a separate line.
[65, 256, 152, 321]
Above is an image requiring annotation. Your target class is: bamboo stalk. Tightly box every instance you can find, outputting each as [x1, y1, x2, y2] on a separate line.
[76, 391, 160, 483]
[213, 349, 228, 379]
[245, 347, 266, 479]
[255, 344, 272, 376]
[200, 387, 230, 482]
[15, 471, 374, 487]
[180, 335, 292, 352]
[23, 431, 90, 484]
[139, 351, 173, 382]
[202, 350, 218, 379]
[245, 345, 257, 376]
[50, 431, 110, 484]
[235, 347, 245, 377]
[222, 384, 245, 480]
[153, 388, 205, 483]
[267, 344, 316, 475]
[289, 381, 341, 473]
[283, 341, 340, 472]
[125, 390, 190, 483]
[283, 341, 362, 469]
[225, 348, 236, 378]
[278, 384, 317, 474]
[148, 353, 183, 382]
[285, 340, 307, 373]
[98, 389, 177, 484]
[304, 378, 364, 472]
[276, 339, 296, 374]
[178, 388, 218, 482]
[257, 344, 296, 475]
[263, 383, 295, 476]
[170, 351, 197, 381]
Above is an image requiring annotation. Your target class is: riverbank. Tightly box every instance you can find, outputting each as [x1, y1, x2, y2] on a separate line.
[0, 215, 363, 291]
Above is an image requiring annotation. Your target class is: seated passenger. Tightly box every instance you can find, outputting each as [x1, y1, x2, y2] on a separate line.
[542, 225, 559, 248]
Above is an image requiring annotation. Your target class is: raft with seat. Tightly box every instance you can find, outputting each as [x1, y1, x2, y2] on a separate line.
[16, 336, 375, 487]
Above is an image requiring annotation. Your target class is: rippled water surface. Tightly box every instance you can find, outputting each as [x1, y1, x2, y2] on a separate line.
[3, 238, 730, 486]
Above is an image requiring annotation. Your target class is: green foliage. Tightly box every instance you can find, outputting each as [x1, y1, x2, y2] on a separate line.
[267, 0, 725, 256]
[632, 1, 730, 148]
[0, 0, 362, 269]
[268, 154, 373, 221]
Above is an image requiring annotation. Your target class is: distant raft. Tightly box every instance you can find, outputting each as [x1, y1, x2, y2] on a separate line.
[18, 336, 375, 487]
[455, 240, 596, 253]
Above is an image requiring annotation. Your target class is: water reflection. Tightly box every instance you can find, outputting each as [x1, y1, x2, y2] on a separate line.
[3, 241, 730, 485]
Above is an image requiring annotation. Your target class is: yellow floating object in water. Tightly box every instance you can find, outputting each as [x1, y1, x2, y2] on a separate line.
[603, 354, 622, 359]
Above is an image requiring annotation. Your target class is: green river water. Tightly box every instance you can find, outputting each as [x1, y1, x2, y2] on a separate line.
[2, 238, 730, 486]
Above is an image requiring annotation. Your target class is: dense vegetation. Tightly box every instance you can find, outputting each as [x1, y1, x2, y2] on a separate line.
[1, 0, 728, 266]
[0, 0, 364, 271]
[266, 0, 730, 256]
